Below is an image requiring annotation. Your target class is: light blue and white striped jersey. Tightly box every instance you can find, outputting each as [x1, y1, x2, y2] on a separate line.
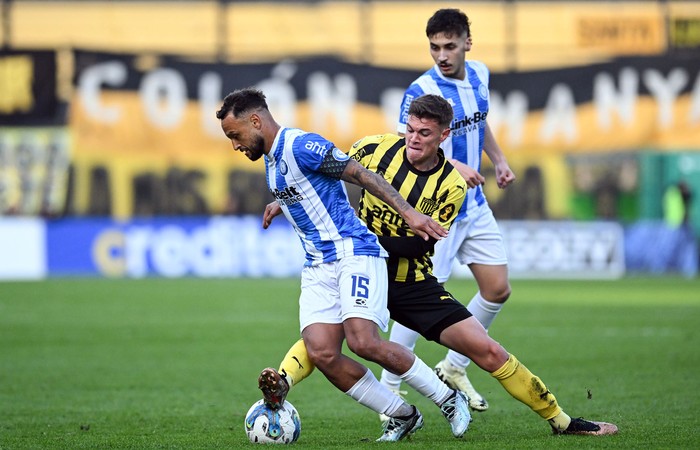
[265, 127, 387, 267]
[397, 61, 490, 221]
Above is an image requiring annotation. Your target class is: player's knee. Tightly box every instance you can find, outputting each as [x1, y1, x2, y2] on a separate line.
[345, 335, 379, 360]
[485, 283, 511, 304]
[477, 340, 509, 372]
[305, 345, 340, 371]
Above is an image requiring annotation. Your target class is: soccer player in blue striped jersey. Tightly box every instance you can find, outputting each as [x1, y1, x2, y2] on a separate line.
[381, 9, 515, 411]
[382, 8, 516, 412]
[217, 88, 471, 442]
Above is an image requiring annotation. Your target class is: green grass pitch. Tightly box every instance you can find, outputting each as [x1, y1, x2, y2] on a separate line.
[1, 277, 699, 449]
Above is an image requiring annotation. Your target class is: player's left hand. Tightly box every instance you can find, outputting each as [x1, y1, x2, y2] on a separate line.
[262, 201, 282, 229]
[494, 163, 516, 189]
[449, 159, 485, 188]
[404, 210, 448, 241]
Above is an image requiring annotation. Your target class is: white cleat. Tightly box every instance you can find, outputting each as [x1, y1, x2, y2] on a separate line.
[378, 389, 408, 424]
[376, 406, 424, 442]
[435, 359, 489, 411]
[441, 390, 471, 438]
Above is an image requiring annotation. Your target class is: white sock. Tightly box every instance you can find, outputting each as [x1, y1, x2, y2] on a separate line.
[446, 291, 504, 369]
[380, 322, 420, 390]
[345, 368, 412, 416]
[400, 356, 451, 405]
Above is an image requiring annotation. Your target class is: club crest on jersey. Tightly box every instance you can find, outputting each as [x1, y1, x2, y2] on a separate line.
[278, 159, 288, 175]
[479, 84, 488, 100]
[419, 197, 440, 217]
[332, 147, 349, 161]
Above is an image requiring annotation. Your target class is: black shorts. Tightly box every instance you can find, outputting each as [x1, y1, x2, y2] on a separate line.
[387, 276, 472, 342]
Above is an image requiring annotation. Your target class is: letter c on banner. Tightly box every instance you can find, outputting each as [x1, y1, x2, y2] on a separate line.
[92, 229, 126, 277]
[140, 68, 187, 129]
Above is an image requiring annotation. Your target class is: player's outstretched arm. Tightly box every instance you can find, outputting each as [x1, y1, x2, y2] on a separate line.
[341, 159, 447, 241]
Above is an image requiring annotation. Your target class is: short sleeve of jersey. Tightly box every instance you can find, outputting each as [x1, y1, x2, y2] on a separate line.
[468, 60, 491, 104]
[397, 84, 426, 134]
[318, 146, 351, 179]
[434, 169, 468, 230]
[294, 132, 348, 178]
[348, 135, 379, 168]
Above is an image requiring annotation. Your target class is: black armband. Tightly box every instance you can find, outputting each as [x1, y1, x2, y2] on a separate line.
[318, 148, 351, 179]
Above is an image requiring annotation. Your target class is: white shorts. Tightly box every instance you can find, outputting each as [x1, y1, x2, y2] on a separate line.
[299, 255, 390, 333]
[432, 203, 508, 283]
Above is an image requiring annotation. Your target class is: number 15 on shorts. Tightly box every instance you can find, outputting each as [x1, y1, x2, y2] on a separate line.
[351, 275, 369, 306]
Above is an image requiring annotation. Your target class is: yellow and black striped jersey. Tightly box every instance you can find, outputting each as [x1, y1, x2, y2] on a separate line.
[349, 134, 467, 282]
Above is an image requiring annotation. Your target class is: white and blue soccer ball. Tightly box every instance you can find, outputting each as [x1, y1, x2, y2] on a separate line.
[244, 399, 301, 444]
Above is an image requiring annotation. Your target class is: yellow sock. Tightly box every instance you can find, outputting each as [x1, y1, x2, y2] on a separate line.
[490, 354, 564, 422]
[279, 338, 315, 388]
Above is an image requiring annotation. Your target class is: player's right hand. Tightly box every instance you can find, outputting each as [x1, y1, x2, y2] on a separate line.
[262, 201, 282, 229]
[404, 210, 448, 241]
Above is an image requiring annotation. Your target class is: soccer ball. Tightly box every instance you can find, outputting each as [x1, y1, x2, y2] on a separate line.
[244, 399, 301, 444]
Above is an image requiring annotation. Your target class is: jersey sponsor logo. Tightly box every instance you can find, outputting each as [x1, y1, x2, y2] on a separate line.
[370, 204, 408, 229]
[279, 159, 288, 175]
[399, 94, 415, 124]
[304, 139, 328, 156]
[271, 186, 304, 206]
[332, 146, 349, 161]
[439, 204, 456, 222]
[452, 111, 488, 136]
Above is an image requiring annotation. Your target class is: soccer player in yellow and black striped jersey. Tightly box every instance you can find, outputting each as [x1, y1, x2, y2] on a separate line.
[349, 132, 466, 284]
[259, 94, 617, 438]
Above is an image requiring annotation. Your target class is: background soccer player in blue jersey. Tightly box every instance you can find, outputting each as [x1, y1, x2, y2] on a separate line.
[381, 8, 517, 412]
[217, 88, 470, 442]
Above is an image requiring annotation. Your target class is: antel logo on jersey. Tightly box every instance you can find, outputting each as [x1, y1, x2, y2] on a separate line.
[271, 186, 304, 206]
[305, 140, 327, 156]
[400, 94, 415, 123]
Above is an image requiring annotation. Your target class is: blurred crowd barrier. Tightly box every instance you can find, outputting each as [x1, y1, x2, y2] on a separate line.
[0, 216, 628, 280]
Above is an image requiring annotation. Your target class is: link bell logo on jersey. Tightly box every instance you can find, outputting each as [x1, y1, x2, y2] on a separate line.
[332, 147, 349, 161]
[452, 111, 488, 136]
[271, 186, 304, 206]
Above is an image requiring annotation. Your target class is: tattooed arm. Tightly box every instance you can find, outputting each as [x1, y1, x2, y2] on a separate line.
[340, 159, 447, 241]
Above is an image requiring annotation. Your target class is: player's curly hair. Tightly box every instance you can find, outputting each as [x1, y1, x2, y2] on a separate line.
[426, 8, 471, 39]
[408, 94, 453, 129]
[216, 87, 269, 120]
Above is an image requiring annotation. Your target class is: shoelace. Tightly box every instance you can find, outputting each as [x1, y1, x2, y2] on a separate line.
[441, 395, 457, 420]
